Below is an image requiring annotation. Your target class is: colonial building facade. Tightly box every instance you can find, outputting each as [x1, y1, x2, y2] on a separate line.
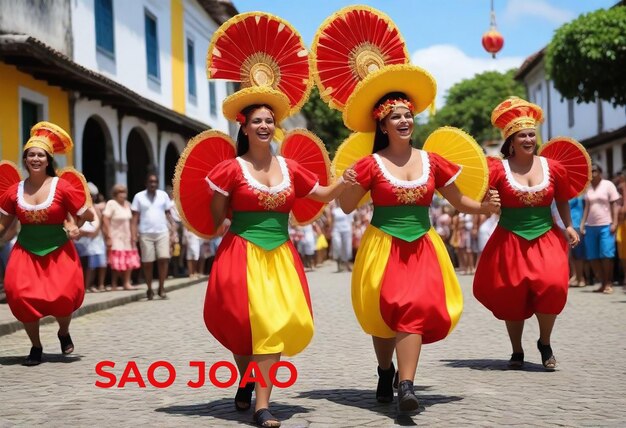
[0, 0, 238, 197]
[516, 48, 626, 178]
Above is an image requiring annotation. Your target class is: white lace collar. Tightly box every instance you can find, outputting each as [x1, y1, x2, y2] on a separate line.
[17, 177, 59, 211]
[373, 151, 430, 188]
[236, 156, 291, 194]
[503, 157, 550, 192]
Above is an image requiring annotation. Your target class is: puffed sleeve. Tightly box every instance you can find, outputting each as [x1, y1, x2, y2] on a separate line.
[59, 179, 90, 216]
[287, 159, 319, 198]
[0, 183, 18, 216]
[431, 153, 462, 189]
[353, 155, 375, 191]
[206, 159, 237, 197]
[487, 156, 504, 189]
[550, 159, 575, 202]
[102, 200, 114, 218]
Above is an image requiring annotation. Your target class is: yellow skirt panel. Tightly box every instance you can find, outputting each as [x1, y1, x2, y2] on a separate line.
[246, 242, 314, 356]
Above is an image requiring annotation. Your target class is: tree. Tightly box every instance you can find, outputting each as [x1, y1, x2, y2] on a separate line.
[301, 86, 351, 155]
[414, 69, 525, 145]
[546, 6, 626, 107]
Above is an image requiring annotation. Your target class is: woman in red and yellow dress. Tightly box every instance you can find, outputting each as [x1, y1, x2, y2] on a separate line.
[337, 67, 500, 411]
[0, 122, 93, 366]
[204, 100, 355, 427]
[473, 97, 584, 371]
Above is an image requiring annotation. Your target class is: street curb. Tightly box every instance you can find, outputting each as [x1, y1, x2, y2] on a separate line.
[0, 276, 206, 337]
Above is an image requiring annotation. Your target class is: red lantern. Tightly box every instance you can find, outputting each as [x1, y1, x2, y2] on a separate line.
[482, 0, 504, 58]
[482, 29, 504, 58]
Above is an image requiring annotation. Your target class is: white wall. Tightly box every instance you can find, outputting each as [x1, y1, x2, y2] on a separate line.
[72, 0, 173, 109]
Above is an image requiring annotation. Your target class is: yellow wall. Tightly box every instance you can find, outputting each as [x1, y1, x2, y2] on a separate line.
[0, 63, 71, 164]
[171, 0, 185, 114]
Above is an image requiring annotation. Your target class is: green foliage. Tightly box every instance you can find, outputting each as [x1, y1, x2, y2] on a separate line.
[546, 6, 626, 106]
[301, 86, 351, 155]
[414, 69, 525, 145]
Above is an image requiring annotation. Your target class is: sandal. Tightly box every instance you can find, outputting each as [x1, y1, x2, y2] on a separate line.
[603, 286, 614, 294]
[234, 382, 255, 411]
[23, 346, 43, 366]
[537, 339, 556, 371]
[253, 408, 281, 427]
[508, 352, 524, 369]
[58, 332, 74, 354]
[376, 362, 395, 403]
[397, 380, 420, 412]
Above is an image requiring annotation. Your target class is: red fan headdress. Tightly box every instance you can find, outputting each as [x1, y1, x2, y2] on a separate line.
[173, 130, 236, 238]
[538, 136, 591, 198]
[0, 161, 22, 199]
[312, 6, 409, 111]
[207, 12, 312, 122]
[278, 129, 331, 225]
[24, 121, 73, 156]
[57, 167, 93, 209]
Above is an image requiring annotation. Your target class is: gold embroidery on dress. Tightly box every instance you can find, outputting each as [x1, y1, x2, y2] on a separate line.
[393, 185, 426, 205]
[514, 189, 547, 206]
[24, 209, 48, 223]
[255, 189, 291, 210]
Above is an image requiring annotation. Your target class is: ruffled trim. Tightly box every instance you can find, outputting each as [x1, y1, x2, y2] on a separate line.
[444, 166, 463, 187]
[237, 156, 291, 194]
[17, 177, 58, 211]
[503, 157, 550, 192]
[373, 151, 430, 188]
[205, 176, 229, 197]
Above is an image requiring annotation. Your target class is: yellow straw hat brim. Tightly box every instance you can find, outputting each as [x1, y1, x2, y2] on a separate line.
[222, 86, 291, 124]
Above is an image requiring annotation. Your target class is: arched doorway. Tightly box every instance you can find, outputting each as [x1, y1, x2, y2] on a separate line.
[164, 143, 179, 189]
[82, 117, 115, 198]
[126, 128, 153, 199]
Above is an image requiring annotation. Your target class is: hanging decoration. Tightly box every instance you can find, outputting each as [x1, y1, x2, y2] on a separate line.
[481, 0, 504, 58]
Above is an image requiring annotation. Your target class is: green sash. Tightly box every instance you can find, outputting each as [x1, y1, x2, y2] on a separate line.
[370, 205, 431, 242]
[498, 206, 553, 240]
[17, 224, 68, 256]
[229, 211, 289, 251]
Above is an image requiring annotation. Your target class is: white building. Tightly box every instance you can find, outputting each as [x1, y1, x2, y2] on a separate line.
[516, 48, 626, 178]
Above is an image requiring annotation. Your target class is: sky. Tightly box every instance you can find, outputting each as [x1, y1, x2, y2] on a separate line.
[231, 0, 617, 110]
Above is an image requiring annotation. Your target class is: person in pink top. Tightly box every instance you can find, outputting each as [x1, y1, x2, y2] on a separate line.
[581, 164, 620, 294]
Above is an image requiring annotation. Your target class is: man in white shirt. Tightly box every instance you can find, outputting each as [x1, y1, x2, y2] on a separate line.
[131, 173, 175, 300]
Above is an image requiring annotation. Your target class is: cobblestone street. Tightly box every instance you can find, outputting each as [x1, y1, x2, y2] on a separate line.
[1, 262, 625, 427]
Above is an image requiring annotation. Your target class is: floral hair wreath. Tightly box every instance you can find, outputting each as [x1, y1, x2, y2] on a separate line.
[372, 98, 415, 121]
[236, 112, 246, 126]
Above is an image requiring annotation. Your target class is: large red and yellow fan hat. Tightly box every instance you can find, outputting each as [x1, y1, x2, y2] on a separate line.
[311, 6, 409, 111]
[0, 161, 22, 200]
[343, 64, 437, 132]
[278, 129, 331, 225]
[207, 12, 312, 121]
[538, 136, 591, 198]
[24, 121, 73, 155]
[56, 167, 93, 209]
[331, 132, 375, 207]
[423, 127, 488, 201]
[173, 130, 236, 239]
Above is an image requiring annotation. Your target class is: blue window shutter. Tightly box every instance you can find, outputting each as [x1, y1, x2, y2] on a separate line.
[145, 13, 159, 78]
[95, 0, 114, 54]
[187, 40, 196, 97]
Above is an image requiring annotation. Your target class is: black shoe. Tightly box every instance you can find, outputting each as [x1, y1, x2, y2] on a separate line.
[23, 346, 43, 366]
[376, 362, 395, 403]
[397, 380, 420, 412]
[58, 332, 74, 354]
[537, 339, 556, 371]
[508, 352, 524, 369]
[234, 382, 255, 411]
[253, 408, 280, 427]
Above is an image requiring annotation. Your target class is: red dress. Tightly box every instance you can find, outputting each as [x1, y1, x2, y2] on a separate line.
[473, 157, 571, 320]
[204, 156, 319, 356]
[351, 151, 464, 344]
[0, 177, 87, 322]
